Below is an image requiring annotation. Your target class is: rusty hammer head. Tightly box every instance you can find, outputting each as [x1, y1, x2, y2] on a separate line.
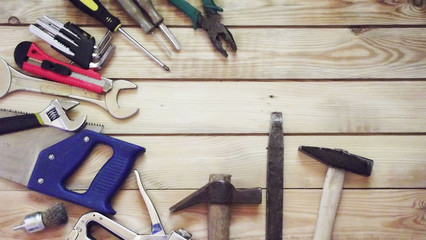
[170, 174, 261, 240]
[298, 146, 373, 176]
[170, 174, 262, 211]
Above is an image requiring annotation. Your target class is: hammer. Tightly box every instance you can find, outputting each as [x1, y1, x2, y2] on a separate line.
[169, 174, 262, 240]
[299, 146, 374, 240]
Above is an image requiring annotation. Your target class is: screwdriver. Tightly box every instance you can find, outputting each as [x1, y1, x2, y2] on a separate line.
[69, 0, 170, 71]
[133, 0, 181, 50]
[116, 0, 172, 55]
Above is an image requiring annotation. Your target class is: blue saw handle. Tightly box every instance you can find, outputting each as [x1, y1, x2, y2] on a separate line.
[27, 129, 145, 215]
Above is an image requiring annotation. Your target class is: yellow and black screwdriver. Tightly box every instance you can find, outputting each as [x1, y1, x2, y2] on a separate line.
[69, 0, 170, 71]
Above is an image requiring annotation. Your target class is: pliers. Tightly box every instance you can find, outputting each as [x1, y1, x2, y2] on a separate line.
[169, 0, 237, 57]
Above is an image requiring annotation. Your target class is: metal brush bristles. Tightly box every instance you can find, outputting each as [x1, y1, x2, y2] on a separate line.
[41, 203, 68, 228]
[13, 203, 68, 233]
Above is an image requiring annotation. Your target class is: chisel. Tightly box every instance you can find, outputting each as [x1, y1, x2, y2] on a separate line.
[69, 0, 170, 71]
[266, 112, 284, 240]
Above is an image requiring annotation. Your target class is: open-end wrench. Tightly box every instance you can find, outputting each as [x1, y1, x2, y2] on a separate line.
[0, 58, 138, 119]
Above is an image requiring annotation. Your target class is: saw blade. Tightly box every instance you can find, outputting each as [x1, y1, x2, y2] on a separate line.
[0, 110, 102, 186]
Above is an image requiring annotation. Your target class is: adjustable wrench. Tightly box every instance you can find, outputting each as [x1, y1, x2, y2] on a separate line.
[0, 58, 138, 119]
[0, 99, 86, 135]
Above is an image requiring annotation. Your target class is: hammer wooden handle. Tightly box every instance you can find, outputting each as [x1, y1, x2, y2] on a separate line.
[313, 167, 345, 240]
[208, 203, 230, 240]
[208, 174, 231, 240]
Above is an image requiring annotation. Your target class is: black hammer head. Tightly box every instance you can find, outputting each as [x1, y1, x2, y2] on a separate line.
[299, 146, 374, 176]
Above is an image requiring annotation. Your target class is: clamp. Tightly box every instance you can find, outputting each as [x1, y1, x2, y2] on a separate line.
[67, 170, 192, 240]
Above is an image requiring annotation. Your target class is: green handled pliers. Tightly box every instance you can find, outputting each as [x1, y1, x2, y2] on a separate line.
[169, 0, 237, 57]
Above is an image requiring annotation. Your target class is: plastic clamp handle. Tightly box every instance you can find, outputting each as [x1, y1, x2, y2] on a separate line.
[169, 0, 202, 29]
[202, 0, 223, 14]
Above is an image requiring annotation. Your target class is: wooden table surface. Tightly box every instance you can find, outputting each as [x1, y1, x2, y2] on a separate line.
[0, 0, 425, 239]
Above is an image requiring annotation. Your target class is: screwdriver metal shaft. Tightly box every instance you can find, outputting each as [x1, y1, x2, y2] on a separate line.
[158, 23, 181, 50]
[116, 0, 171, 55]
[69, 0, 170, 71]
[134, 0, 181, 50]
[152, 32, 172, 56]
[118, 28, 170, 71]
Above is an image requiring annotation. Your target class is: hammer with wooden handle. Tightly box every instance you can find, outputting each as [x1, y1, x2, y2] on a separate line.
[299, 146, 374, 240]
[169, 174, 262, 240]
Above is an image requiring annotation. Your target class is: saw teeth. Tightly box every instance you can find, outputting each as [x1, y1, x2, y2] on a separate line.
[0, 108, 31, 115]
[87, 123, 104, 127]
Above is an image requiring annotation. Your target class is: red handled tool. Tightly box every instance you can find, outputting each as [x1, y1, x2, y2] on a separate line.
[14, 41, 112, 94]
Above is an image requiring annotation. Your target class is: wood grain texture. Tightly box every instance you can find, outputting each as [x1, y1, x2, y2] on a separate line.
[0, 81, 425, 134]
[0, 27, 425, 79]
[0, 189, 424, 239]
[0, 0, 425, 26]
[0, 135, 424, 190]
[0, 0, 424, 239]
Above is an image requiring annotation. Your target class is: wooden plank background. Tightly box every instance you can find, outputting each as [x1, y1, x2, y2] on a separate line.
[0, 0, 424, 239]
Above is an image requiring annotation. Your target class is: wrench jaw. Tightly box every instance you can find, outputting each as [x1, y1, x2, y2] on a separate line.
[0, 59, 12, 98]
[57, 99, 79, 111]
[38, 99, 86, 131]
[105, 80, 139, 119]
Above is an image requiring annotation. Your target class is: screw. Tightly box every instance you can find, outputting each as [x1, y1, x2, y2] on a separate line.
[84, 136, 90, 142]
[48, 154, 55, 160]
[38, 178, 44, 184]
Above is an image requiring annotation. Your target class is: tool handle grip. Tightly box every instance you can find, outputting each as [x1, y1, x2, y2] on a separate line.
[27, 130, 145, 215]
[14, 41, 104, 93]
[58, 22, 96, 69]
[313, 167, 345, 240]
[202, 0, 223, 13]
[208, 204, 230, 240]
[69, 0, 121, 32]
[116, 0, 155, 33]
[0, 114, 42, 135]
[168, 0, 202, 29]
[135, 0, 163, 26]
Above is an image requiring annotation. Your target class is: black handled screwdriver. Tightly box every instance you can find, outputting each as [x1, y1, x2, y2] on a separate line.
[69, 0, 170, 71]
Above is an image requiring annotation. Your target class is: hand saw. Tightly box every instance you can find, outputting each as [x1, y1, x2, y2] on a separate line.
[0, 110, 145, 215]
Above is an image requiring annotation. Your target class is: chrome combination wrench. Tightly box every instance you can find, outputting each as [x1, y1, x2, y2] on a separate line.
[0, 58, 138, 119]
